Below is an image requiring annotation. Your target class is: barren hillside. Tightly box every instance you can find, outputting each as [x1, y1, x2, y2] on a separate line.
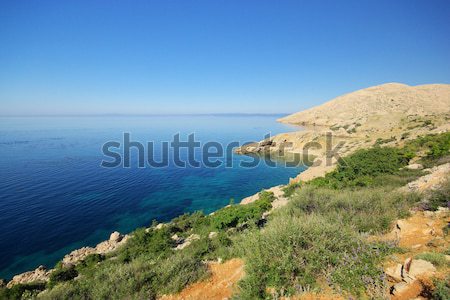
[279, 83, 450, 129]
[236, 83, 450, 182]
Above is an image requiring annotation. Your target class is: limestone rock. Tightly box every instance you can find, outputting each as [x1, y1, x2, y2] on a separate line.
[240, 193, 260, 204]
[175, 234, 200, 250]
[408, 259, 436, 277]
[385, 264, 403, 282]
[109, 231, 122, 242]
[406, 163, 424, 170]
[155, 223, 165, 230]
[7, 265, 51, 288]
[62, 232, 129, 267]
[62, 247, 96, 267]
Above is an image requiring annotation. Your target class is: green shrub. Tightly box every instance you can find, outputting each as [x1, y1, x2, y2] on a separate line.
[116, 227, 173, 262]
[403, 132, 450, 166]
[426, 178, 450, 211]
[310, 147, 410, 189]
[47, 266, 78, 288]
[40, 250, 208, 300]
[281, 185, 418, 234]
[0, 282, 46, 300]
[170, 211, 207, 233]
[282, 182, 302, 197]
[153, 252, 209, 295]
[432, 276, 450, 300]
[75, 253, 105, 274]
[209, 191, 274, 230]
[237, 215, 391, 298]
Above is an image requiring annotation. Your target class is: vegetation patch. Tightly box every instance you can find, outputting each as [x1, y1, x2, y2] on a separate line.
[237, 215, 393, 299]
[415, 252, 449, 268]
[309, 146, 412, 188]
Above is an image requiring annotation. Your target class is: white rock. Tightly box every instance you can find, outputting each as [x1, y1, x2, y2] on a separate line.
[385, 264, 403, 282]
[7, 265, 52, 288]
[109, 231, 122, 242]
[155, 223, 165, 230]
[408, 259, 436, 277]
[174, 234, 200, 250]
[406, 163, 424, 170]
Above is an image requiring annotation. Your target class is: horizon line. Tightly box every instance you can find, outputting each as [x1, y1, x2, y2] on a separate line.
[0, 112, 292, 118]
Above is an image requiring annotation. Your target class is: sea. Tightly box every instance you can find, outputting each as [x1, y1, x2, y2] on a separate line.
[0, 115, 305, 279]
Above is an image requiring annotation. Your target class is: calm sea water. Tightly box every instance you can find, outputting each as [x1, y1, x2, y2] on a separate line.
[0, 115, 305, 279]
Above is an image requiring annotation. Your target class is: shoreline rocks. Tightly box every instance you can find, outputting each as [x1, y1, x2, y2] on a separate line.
[6, 231, 129, 288]
[62, 231, 129, 267]
[6, 265, 52, 288]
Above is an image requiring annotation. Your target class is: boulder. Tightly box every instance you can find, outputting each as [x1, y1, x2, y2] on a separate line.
[385, 264, 403, 282]
[155, 223, 165, 230]
[175, 234, 200, 250]
[406, 163, 424, 170]
[109, 231, 122, 242]
[408, 259, 436, 277]
[208, 232, 218, 239]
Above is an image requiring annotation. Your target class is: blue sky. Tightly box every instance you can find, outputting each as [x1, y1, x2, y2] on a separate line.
[1, 0, 450, 115]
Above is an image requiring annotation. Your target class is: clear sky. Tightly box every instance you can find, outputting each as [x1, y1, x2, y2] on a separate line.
[1, 0, 450, 116]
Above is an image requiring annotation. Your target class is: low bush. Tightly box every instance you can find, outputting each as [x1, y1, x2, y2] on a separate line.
[47, 266, 78, 288]
[425, 178, 450, 211]
[209, 191, 274, 230]
[432, 276, 450, 300]
[0, 282, 46, 300]
[310, 147, 410, 189]
[237, 215, 392, 298]
[281, 185, 419, 234]
[40, 250, 208, 300]
[115, 226, 174, 262]
[282, 182, 302, 197]
[403, 132, 450, 166]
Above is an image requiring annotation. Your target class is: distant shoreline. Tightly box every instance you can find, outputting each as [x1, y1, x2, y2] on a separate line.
[0, 113, 292, 118]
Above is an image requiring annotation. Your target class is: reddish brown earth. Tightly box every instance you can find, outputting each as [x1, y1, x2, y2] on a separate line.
[377, 209, 449, 300]
[159, 258, 244, 300]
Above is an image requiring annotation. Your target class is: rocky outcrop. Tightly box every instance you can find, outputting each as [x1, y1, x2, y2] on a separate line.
[405, 163, 424, 170]
[6, 265, 52, 288]
[403, 163, 450, 193]
[62, 231, 129, 267]
[240, 185, 289, 215]
[173, 234, 200, 250]
[6, 231, 130, 287]
[389, 258, 437, 297]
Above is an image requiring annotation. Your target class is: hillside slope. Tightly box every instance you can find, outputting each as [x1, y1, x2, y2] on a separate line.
[279, 83, 450, 128]
[237, 83, 450, 182]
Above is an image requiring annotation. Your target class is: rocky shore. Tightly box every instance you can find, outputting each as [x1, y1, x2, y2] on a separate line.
[6, 231, 129, 288]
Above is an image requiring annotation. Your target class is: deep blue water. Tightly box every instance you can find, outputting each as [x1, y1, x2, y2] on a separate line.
[0, 115, 305, 279]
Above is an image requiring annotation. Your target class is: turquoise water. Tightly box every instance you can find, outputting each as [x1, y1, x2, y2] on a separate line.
[0, 115, 305, 279]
